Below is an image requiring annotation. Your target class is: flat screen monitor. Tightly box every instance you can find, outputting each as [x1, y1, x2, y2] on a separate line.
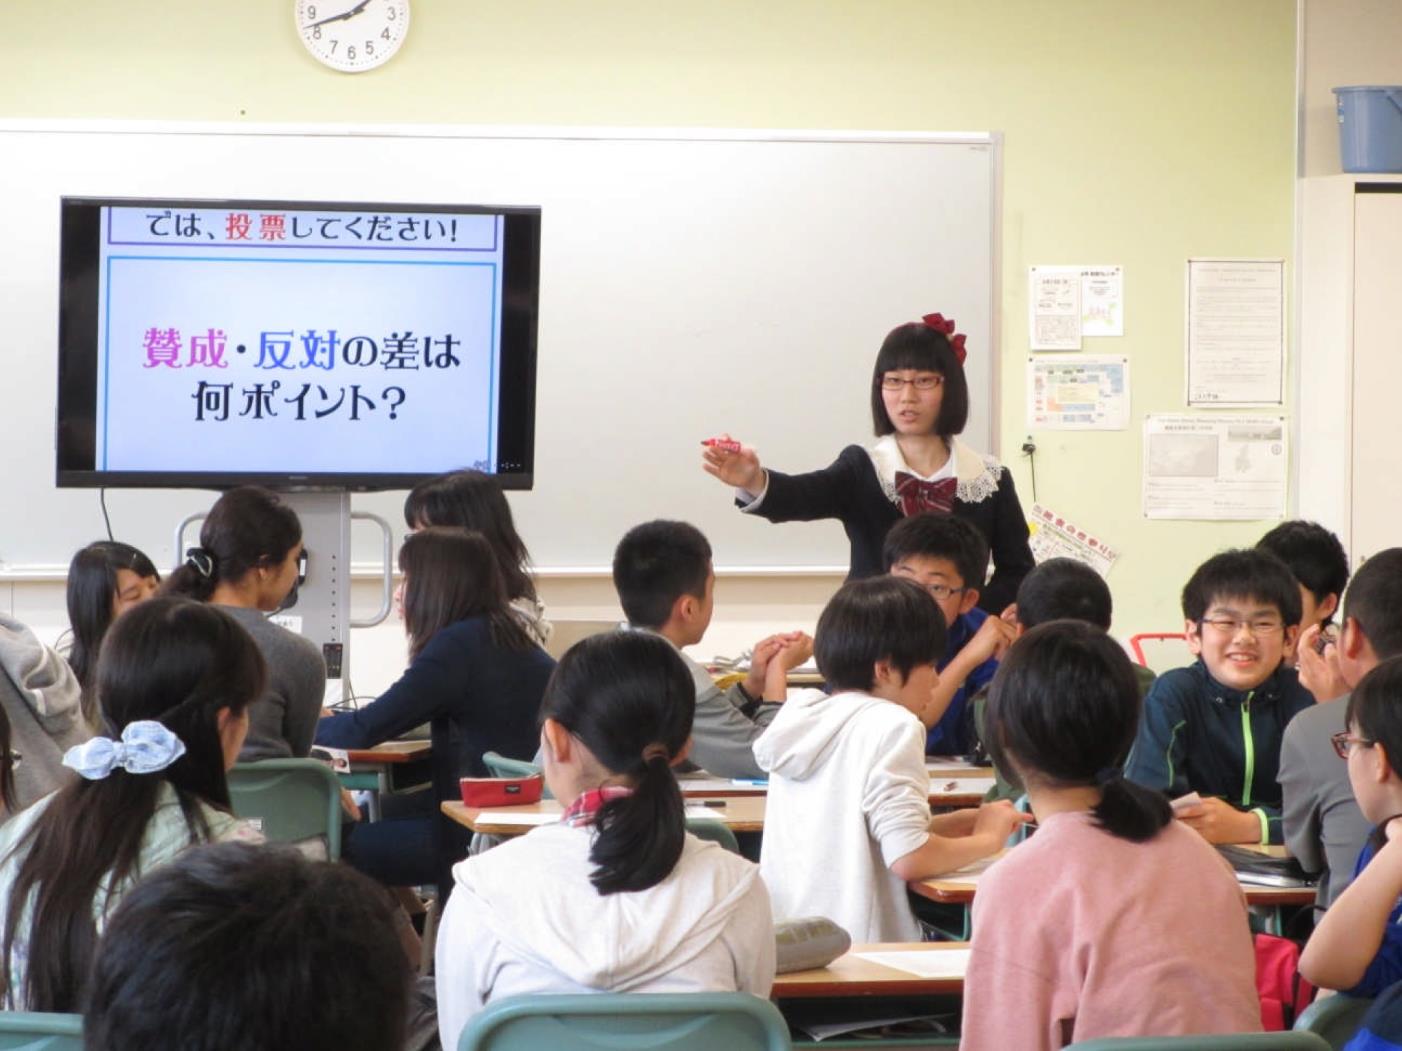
[56, 196, 540, 490]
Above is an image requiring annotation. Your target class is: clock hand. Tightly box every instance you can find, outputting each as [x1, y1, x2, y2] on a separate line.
[305, 0, 372, 30]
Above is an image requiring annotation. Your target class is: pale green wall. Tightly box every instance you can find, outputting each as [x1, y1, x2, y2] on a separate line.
[2, 1, 1298, 635]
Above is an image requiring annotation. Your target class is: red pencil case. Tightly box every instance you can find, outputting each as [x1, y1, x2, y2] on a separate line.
[459, 775, 544, 807]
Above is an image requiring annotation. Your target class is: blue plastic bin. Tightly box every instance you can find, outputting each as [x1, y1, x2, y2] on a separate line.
[1334, 86, 1402, 173]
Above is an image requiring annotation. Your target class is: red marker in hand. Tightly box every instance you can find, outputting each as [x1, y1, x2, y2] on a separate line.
[702, 437, 743, 453]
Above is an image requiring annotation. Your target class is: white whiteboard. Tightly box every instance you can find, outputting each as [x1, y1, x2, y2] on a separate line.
[0, 123, 998, 573]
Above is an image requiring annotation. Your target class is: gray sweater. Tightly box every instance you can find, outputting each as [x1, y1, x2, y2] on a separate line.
[217, 606, 326, 761]
[0, 615, 91, 817]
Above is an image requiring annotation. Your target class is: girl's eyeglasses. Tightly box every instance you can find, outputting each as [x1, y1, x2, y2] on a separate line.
[1332, 731, 1375, 759]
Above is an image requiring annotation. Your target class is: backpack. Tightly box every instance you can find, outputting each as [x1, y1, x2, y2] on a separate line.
[1256, 932, 1315, 1030]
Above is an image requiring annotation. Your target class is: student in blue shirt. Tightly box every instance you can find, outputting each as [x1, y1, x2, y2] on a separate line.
[882, 512, 1012, 755]
[1301, 657, 1402, 997]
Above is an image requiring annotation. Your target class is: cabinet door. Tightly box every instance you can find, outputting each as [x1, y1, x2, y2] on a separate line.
[1351, 190, 1402, 563]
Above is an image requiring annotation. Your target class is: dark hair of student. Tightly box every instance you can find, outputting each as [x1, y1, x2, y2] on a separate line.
[1257, 520, 1350, 621]
[403, 469, 539, 603]
[611, 520, 713, 630]
[0, 597, 265, 1012]
[1180, 547, 1303, 628]
[986, 620, 1172, 843]
[814, 576, 948, 693]
[540, 632, 694, 895]
[1015, 558, 1113, 631]
[870, 321, 970, 438]
[1342, 548, 1402, 660]
[65, 541, 161, 716]
[881, 512, 989, 591]
[161, 487, 301, 603]
[1347, 658, 1402, 782]
[399, 528, 533, 659]
[84, 842, 410, 1051]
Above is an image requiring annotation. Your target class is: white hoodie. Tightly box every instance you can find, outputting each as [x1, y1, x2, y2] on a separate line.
[753, 688, 932, 943]
[435, 823, 775, 1050]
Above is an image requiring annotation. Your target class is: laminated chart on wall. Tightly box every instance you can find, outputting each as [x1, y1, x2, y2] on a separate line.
[1027, 503, 1119, 577]
[1185, 259, 1285, 407]
[1026, 355, 1129, 430]
[1081, 266, 1124, 337]
[1142, 415, 1287, 520]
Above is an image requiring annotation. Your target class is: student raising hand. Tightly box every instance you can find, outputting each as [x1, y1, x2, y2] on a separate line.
[700, 434, 765, 494]
[1296, 623, 1349, 703]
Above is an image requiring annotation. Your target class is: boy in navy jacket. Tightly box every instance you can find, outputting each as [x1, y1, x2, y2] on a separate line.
[1127, 548, 1315, 845]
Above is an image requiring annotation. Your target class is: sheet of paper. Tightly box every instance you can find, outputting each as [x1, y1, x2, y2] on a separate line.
[1081, 266, 1124, 336]
[854, 949, 973, 980]
[926, 758, 981, 772]
[1027, 503, 1120, 578]
[1142, 414, 1287, 520]
[677, 777, 766, 794]
[793, 1014, 951, 1042]
[1027, 354, 1129, 430]
[1186, 258, 1286, 406]
[1029, 266, 1083, 350]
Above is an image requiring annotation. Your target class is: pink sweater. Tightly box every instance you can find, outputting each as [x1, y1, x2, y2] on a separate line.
[962, 810, 1261, 1050]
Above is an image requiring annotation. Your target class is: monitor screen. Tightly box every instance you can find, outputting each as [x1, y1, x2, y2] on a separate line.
[56, 196, 540, 490]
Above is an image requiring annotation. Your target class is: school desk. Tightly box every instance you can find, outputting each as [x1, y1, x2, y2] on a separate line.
[440, 795, 768, 836]
[674, 773, 995, 807]
[340, 740, 432, 820]
[911, 855, 1316, 937]
[772, 942, 969, 999]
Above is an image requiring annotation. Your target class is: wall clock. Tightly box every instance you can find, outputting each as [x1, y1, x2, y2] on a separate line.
[295, 0, 409, 73]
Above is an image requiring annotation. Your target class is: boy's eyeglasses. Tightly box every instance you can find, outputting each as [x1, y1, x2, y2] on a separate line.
[922, 583, 966, 601]
[881, 374, 944, 392]
[1198, 617, 1285, 637]
[1332, 731, 1375, 759]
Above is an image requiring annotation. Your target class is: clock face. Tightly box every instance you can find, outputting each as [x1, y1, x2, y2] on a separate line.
[295, 0, 409, 73]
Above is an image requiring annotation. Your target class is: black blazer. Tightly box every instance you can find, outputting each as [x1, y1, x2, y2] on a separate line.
[742, 443, 1035, 613]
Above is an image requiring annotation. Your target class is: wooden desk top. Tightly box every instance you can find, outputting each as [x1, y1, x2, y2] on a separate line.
[676, 772, 992, 807]
[441, 795, 767, 836]
[344, 740, 432, 764]
[911, 854, 1316, 908]
[772, 942, 969, 999]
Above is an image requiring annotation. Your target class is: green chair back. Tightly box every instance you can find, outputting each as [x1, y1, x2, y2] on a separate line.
[686, 818, 741, 854]
[227, 759, 342, 860]
[457, 992, 790, 1051]
[480, 752, 553, 801]
[0, 1012, 83, 1050]
[1294, 994, 1374, 1050]
[1068, 1032, 1331, 1050]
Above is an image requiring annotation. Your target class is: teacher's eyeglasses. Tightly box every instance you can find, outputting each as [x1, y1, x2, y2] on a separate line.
[881, 374, 943, 392]
[1332, 731, 1374, 759]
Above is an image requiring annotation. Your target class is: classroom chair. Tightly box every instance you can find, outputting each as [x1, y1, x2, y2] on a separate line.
[481, 752, 542, 779]
[687, 818, 741, 854]
[1293, 993, 1374, 1051]
[227, 758, 343, 860]
[1126, 632, 1189, 672]
[1067, 1032, 1331, 1050]
[0, 1012, 84, 1050]
[456, 992, 791, 1051]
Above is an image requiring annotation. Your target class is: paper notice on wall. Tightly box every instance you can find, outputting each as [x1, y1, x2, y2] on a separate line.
[1142, 414, 1287, 520]
[1081, 266, 1124, 337]
[1185, 259, 1286, 406]
[1027, 355, 1129, 430]
[1028, 503, 1120, 578]
[1029, 266, 1082, 350]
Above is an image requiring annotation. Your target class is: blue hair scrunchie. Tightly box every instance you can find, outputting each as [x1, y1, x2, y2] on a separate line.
[62, 720, 187, 780]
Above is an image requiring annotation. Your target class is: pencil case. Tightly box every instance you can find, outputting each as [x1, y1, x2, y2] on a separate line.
[774, 916, 852, 974]
[459, 774, 544, 807]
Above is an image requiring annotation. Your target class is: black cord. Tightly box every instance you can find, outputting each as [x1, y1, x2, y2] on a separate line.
[1020, 439, 1038, 503]
[99, 488, 114, 541]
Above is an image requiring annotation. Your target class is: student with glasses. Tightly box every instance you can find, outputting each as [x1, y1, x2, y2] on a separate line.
[162, 487, 325, 762]
[1126, 548, 1316, 846]
[700, 313, 1034, 613]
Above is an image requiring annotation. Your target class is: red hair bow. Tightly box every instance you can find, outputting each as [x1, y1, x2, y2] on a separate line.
[921, 312, 968, 366]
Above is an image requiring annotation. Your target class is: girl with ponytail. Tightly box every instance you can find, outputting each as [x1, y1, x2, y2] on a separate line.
[961, 620, 1262, 1049]
[0, 597, 265, 1012]
[433, 631, 775, 1051]
[162, 487, 325, 761]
